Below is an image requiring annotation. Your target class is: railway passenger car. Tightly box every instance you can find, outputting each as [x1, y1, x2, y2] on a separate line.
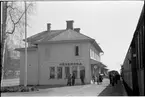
[121, 5, 144, 96]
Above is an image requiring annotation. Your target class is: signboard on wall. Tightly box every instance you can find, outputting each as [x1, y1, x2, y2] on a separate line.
[59, 63, 82, 66]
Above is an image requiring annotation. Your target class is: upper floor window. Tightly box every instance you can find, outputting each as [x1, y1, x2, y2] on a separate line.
[75, 46, 79, 56]
[92, 51, 94, 59]
[94, 53, 96, 60]
[90, 49, 93, 59]
[90, 49, 92, 57]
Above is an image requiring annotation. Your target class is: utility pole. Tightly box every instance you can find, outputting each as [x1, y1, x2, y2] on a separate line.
[24, 1, 27, 87]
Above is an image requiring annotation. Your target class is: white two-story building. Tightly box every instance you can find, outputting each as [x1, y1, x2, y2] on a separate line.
[16, 20, 104, 85]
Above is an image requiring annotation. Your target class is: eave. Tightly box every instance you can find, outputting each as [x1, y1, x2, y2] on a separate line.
[32, 39, 93, 44]
[15, 46, 38, 52]
[90, 59, 106, 68]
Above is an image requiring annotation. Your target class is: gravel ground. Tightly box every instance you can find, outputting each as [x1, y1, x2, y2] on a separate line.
[1, 78, 127, 96]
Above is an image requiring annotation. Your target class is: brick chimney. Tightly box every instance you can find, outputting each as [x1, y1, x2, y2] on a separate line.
[74, 28, 80, 33]
[47, 23, 51, 32]
[66, 20, 74, 30]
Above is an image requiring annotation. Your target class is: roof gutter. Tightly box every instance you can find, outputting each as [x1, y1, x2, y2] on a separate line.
[91, 39, 104, 54]
[32, 39, 92, 44]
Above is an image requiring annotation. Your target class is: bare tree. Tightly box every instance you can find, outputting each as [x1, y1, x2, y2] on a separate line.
[1, 1, 35, 80]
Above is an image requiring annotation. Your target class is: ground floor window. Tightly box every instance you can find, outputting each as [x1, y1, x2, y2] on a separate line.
[50, 67, 55, 79]
[49, 65, 85, 79]
[72, 66, 78, 78]
[65, 67, 70, 78]
[57, 67, 62, 79]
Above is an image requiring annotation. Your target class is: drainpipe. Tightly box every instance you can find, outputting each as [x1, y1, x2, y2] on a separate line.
[38, 48, 40, 85]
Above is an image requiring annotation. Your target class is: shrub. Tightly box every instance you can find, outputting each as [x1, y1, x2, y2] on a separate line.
[1, 86, 39, 93]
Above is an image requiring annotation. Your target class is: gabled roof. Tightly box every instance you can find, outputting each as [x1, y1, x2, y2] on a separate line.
[23, 28, 103, 52]
[25, 29, 94, 44]
[34, 29, 93, 43]
[24, 29, 66, 43]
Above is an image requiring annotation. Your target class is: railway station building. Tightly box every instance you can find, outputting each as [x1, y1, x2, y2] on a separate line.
[16, 20, 105, 85]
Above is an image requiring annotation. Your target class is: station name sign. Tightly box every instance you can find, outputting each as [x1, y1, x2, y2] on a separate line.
[59, 63, 82, 66]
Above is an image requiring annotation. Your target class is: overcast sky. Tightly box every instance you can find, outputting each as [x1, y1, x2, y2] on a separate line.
[27, 1, 143, 72]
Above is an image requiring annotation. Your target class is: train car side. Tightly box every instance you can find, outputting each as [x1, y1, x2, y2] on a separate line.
[121, 5, 144, 96]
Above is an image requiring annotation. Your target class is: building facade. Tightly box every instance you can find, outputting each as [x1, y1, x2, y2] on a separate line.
[16, 20, 105, 85]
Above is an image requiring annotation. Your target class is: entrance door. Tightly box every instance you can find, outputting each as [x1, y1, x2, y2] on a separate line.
[72, 66, 77, 78]
[80, 66, 85, 79]
[91, 64, 99, 78]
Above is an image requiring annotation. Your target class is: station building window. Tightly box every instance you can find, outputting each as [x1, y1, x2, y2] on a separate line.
[90, 49, 92, 58]
[75, 46, 79, 56]
[57, 67, 62, 79]
[50, 67, 55, 79]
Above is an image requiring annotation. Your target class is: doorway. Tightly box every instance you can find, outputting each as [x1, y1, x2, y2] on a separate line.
[80, 66, 85, 79]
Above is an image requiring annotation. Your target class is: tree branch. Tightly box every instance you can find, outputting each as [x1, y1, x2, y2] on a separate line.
[6, 3, 32, 35]
[8, 9, 16, 35]
[14, 3, 31, 25]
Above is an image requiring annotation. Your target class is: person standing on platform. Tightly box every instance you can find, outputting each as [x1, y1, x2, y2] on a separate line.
[109, 72, 112, 84]
[111, 73, 115, 86]
[80, 73, 85, 85]
[99, 74, 103, 84]
[96, 75, 99, 85]
[72, 73, 76, 86]
[67, 74, 72, 86]
[92, 75, 95, 84]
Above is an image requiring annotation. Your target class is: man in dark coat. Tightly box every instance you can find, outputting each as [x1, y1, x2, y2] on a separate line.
[115, 74, 120, 84]
[67, 74, 72, 86]
[80, 73, 85, 85]
[99, 74, 103, 84]
[72, 73, 76, 86]
[109, 72, 112, 84]
[111, 73, 116, 86]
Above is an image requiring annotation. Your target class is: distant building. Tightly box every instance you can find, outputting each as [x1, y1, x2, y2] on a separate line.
[16, 20, 105, 85]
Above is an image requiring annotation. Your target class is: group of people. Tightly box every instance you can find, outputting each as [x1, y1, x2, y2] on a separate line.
[67, 73, 85, 86]
[109, 71, 120, 86]
[92, 74, 103, 84]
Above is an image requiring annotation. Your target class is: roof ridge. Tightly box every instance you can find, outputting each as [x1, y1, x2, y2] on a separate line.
[25, 29, 66, 42]
[41, 29, 94, 42]
[73, 30, 94, 40]
[40, 29, 67, 42]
